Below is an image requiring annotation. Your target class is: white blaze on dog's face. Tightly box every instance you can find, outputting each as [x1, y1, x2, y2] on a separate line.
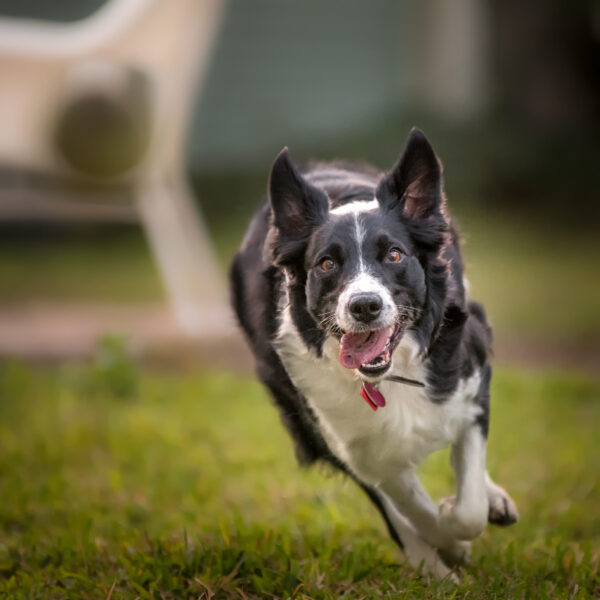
[268, 130, 444, 379]
[330, 200, 399, 334]
[304, 200, 428, 378]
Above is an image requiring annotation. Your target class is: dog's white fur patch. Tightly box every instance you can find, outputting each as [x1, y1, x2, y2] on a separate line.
[330, 199, 379, 215]
[463, 276, 471, 299]
[307, 169, 377, 192]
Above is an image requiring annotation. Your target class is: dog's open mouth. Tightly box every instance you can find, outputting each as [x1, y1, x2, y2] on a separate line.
[339, 322, 405, 377]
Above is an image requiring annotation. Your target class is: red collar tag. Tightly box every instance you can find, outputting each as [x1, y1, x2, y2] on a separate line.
[360, 382, 386, 411]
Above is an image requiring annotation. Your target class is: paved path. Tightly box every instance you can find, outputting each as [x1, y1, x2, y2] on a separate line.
[0, 302, 245, 364]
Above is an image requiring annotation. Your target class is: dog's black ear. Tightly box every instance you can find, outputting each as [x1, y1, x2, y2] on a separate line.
[376, 128, 443, 219]
[269, 147, 329, 239]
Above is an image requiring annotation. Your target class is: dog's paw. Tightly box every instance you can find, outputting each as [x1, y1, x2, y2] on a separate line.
[487, 484, 519, 527]
[403, 535, 460, 582]
[438, 495, 456, 516]
[438, 538, 471, 568]
[438, 496, 488, 541]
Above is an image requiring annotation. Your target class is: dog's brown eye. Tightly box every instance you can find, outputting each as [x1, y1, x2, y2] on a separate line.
[386, 248, 403, 263]
[320, 257, 336, 272]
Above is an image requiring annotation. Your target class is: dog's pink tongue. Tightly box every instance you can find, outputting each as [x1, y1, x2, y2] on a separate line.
[339, 329, 389, 369]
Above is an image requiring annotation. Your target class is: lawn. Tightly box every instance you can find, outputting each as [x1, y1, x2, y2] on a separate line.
[0, 356, 598, 599]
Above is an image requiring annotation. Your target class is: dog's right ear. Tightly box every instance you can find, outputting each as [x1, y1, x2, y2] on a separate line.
[269, 147, 329, 242]
[376, 128, 443, 220]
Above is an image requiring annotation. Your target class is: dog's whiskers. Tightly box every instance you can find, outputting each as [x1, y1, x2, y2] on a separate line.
[318, 311, 341, 337]
[395, 304, 421, 325]
[318, 305, 420, 336]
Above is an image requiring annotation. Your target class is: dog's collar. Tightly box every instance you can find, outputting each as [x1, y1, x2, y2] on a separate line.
[386, 374, 425, 387]
[360, 375, 425, 411]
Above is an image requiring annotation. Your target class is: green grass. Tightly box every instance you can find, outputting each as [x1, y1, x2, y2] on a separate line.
[0, 357, 598, 599]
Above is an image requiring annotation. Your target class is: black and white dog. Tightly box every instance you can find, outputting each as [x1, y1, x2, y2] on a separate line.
[230, 128, 518, 578]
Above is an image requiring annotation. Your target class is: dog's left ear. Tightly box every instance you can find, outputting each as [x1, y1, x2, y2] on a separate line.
[376, 128, 443, 220]
[269, 147, 329, 239]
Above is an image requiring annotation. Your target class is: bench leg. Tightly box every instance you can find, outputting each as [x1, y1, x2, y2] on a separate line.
[136, 173, 227, 337]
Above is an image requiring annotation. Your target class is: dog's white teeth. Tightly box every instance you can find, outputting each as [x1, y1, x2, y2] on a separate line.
[383, 331, 394, 352]
[363, 349, 392, 369]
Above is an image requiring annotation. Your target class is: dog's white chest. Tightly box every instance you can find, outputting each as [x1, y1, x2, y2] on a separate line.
[275, 310, 482, 485]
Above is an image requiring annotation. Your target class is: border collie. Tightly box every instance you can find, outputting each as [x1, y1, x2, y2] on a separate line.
[230, 128, 518, 579]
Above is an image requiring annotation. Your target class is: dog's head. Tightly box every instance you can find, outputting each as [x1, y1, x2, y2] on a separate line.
[268, 128, 450, 380]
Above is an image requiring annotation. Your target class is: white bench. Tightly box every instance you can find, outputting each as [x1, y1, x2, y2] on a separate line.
[0, 0, 227, 337]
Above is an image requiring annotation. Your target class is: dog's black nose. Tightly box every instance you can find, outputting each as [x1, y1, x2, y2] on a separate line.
[349, 293, 383, 323]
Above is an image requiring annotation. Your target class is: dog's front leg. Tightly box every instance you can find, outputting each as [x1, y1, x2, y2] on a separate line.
[378, 470, 469, 565]
[438, 423, 489, 541]
[372, 489, 458, 580]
